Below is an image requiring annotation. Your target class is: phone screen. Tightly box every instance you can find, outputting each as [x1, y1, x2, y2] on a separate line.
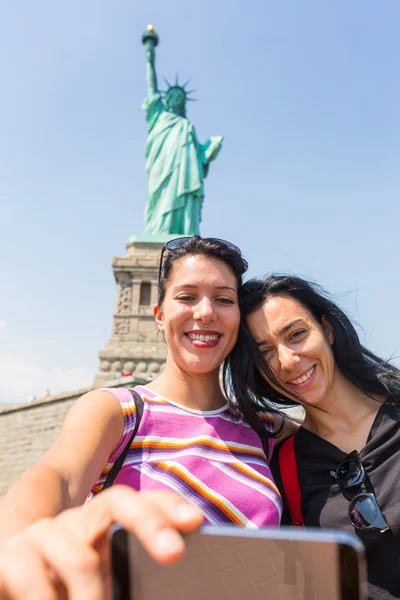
[112, 526, 365, 600]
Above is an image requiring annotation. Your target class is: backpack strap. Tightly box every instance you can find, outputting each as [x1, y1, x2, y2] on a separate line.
[102, 389, 144, 491]
[278, 435, 304, 527]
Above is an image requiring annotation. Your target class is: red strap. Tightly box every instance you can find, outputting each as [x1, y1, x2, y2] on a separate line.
[279, 436, 304, 527]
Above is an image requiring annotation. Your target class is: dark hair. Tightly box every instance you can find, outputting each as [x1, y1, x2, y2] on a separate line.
[225, 274, 400, 421]
[158, 236, 248, 306]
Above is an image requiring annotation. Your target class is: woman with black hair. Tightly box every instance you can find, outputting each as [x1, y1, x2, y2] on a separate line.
[226, 274, 400, 600]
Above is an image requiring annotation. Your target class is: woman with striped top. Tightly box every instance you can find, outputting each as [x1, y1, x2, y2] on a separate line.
[0, 236, 296, 599]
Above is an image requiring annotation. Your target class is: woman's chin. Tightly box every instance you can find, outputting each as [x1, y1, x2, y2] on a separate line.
[296, 390, 324, 408]
[179, 358, 221, 376]
[281, 383, 324, 408]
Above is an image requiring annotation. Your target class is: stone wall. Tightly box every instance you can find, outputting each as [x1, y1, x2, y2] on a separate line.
[0, 376, 138, 499]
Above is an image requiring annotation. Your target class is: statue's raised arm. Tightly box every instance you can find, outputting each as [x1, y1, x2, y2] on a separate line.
[142, 25, 159, 96]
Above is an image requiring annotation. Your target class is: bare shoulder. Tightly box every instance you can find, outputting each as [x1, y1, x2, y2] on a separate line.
[53, 388, 125, 453]
[38, 389, 126, 502]
[61, 388, 125, 430]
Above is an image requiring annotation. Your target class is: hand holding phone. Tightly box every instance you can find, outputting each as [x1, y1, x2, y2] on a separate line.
[0, 488, 203, 600]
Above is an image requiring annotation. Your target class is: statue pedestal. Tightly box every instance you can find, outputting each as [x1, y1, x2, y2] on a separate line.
[93, 239, 167, 387]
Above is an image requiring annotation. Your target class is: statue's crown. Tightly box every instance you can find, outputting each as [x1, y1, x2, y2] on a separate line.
[161, 74, 197, 102]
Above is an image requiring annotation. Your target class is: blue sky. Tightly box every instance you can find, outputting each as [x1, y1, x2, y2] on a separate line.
[1, 1, 399, 403]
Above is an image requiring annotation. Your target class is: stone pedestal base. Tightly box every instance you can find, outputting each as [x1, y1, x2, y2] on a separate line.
[94, 240, 167, 387]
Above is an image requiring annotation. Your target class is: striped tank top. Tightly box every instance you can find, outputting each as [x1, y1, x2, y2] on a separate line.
[88, 385, 282, 528]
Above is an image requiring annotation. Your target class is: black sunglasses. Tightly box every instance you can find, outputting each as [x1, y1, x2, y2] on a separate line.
[333, 450, 390, 533]
[158, 236, 241, 283]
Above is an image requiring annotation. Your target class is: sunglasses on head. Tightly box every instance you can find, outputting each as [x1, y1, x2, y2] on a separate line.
[333, 450, 390, 533]
[158, 236, 241, 283]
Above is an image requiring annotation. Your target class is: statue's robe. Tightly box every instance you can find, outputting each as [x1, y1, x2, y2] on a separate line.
[143, 93, 222, 235]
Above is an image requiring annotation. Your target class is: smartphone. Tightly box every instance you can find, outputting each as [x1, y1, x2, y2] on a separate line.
[111, 525, 366, 600]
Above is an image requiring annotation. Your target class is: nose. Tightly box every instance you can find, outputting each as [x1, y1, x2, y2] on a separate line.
[276, 344, 300, 372]
[193, 296, 216, 325]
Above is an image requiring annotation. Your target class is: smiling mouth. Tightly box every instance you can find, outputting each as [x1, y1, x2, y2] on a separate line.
[186, 333, 221, 342]
[288, 365, 316, 386]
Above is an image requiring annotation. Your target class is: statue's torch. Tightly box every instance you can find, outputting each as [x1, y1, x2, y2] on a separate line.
[142, 24, 159, 48]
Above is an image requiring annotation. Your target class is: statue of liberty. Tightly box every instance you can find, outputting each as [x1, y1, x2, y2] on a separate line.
[141, 26, 223, 236]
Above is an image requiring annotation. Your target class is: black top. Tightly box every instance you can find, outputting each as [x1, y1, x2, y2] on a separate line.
[270, 399, 400, 600]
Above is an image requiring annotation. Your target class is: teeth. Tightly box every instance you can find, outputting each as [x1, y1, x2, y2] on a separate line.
[187, 334, 219, 342]
[289, 366, 315, 385]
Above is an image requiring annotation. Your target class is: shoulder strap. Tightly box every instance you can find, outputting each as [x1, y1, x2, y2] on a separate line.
[278, 435, 304, 527]
[102, 389, 144, 491]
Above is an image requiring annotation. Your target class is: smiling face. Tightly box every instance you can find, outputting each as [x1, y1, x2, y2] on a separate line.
[154, 254, 240, 376]
[246, 295, 337, 407]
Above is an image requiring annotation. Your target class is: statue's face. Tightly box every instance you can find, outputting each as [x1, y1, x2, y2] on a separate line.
[166, 88, 186, 113]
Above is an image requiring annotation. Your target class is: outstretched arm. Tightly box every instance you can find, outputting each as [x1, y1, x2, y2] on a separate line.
[0, 390, 124, 542]
[144, 39, 158, 96]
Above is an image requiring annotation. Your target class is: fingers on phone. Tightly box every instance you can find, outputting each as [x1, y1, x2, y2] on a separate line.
[59, 487, 203, 568]
[86, 487, 204, 564]
[0, 489, 204, 597]
[110, 488, 203, 564]
[169, 497, 204, 530]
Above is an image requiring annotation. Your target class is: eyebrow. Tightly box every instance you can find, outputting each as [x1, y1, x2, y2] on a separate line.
[256, 318, 305, 346]
[174, 284, 237, 292]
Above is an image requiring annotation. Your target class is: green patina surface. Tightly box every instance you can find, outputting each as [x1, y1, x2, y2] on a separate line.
[139, 26, 223, 236]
